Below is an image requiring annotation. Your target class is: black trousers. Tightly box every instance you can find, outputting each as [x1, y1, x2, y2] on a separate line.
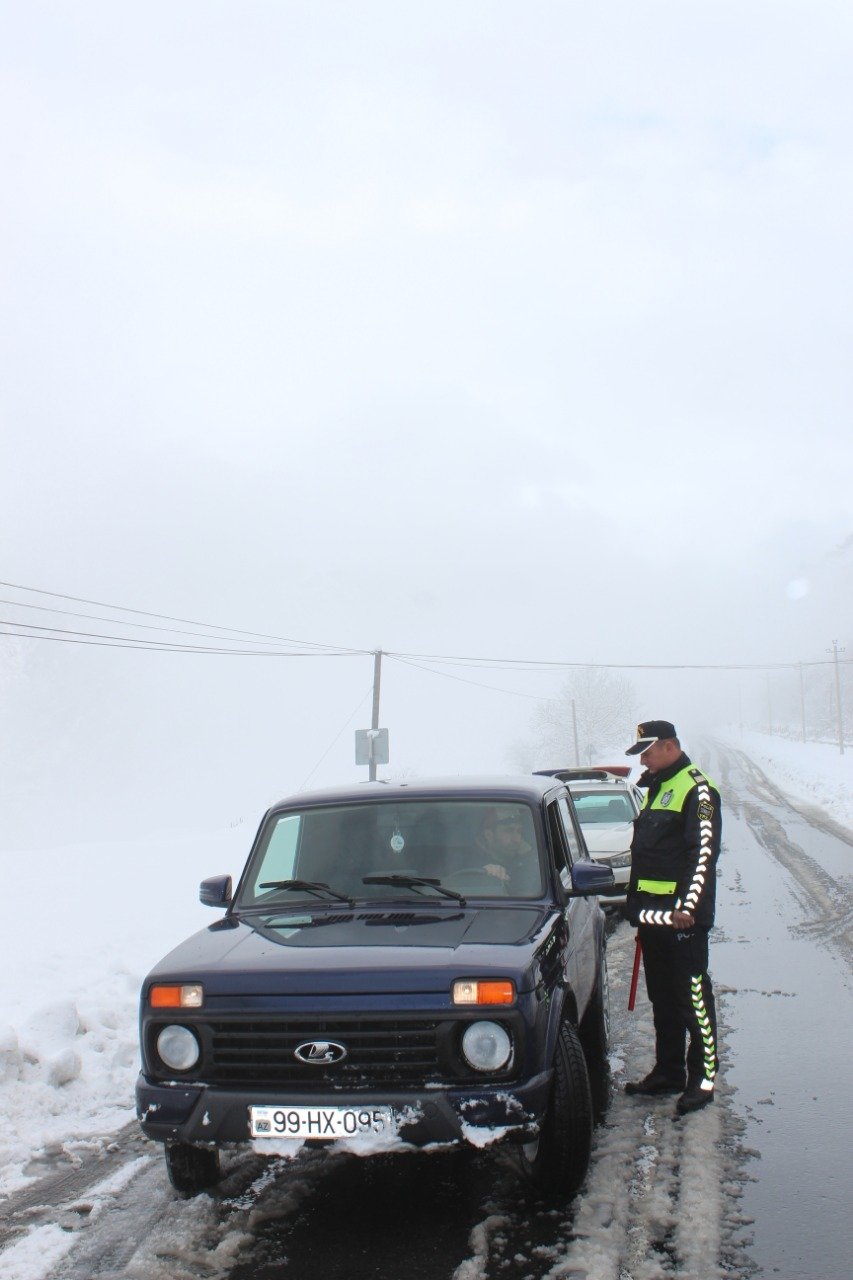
[638, 924, 718, 1085]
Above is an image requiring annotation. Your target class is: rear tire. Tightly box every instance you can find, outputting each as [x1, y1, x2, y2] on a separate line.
[518, 1022, 593, 1199]
[164, 1142, 221, 1196]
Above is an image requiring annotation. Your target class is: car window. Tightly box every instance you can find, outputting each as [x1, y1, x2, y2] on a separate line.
[240, 800, 545, 906]
[546, 801, 572, 894]
[570, 790, 636, 824]
[249, 813, 301, 896]
[557, 796, 585, 865]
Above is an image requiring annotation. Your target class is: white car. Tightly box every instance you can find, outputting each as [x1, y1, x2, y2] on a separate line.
[535, 768, 642, 909]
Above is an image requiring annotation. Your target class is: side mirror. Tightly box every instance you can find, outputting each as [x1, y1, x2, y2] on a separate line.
[200, 874, 233, 907]
[570, 860, 615, 896]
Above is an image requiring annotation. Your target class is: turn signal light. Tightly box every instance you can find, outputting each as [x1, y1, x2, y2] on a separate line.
[452, 979, 515, 1005]
[150, 984, 203, 1009]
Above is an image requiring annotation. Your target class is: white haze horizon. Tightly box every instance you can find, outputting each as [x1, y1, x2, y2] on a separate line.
[1, 2, 852, 846]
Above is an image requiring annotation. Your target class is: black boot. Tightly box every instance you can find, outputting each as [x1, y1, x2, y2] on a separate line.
[624, 1068, 686, 1096]
[675, 1080, 715, 1115]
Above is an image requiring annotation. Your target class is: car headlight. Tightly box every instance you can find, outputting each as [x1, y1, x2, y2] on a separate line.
[156, 1025, 201, 1072]
[150, 983, 203, 1008]
[609, 851, 631, 868]
[452, 979, 515, 1005]
[461, 1020, 512, 1072]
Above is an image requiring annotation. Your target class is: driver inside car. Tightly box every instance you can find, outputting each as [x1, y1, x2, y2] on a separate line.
[476, 808, 536, 893]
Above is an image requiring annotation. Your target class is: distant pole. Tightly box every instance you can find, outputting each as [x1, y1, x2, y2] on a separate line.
[766, 673, 772, 736]
[369, 650, 382, 781]
[799, 662, 806, 743]
[571, 699, 580, 766]
[828, 641, 845, 755]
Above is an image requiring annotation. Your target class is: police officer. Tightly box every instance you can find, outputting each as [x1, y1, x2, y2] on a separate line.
[622, 721, 721, 1115]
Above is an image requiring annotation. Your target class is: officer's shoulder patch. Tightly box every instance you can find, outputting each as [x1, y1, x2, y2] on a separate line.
[698, 800, 714, 821]
[660, 789, 674, 807]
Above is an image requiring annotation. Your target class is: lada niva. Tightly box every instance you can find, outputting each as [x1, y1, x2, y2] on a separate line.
[136, 775, 613, 1198]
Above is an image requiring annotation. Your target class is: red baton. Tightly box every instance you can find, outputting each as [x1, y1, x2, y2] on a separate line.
[628, 933, 643, 1011]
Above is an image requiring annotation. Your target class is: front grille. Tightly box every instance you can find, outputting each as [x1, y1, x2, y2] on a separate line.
[207, 1017, 447, 1088]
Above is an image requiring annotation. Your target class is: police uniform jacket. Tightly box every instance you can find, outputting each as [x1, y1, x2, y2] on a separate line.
[626, 752, 721, 929]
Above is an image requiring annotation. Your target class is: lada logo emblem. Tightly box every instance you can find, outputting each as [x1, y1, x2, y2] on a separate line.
[294, 1040, 348, 1064]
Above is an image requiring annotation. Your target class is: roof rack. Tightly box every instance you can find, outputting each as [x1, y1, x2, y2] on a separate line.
[533, 767, 628, 782]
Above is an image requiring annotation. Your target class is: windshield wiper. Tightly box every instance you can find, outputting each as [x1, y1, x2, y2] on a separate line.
[361, 874, 467, 905]
[257, 879, 355, 905]
[262, 913, 354, 928]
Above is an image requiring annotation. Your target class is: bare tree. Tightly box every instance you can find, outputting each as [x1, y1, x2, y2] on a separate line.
[511, 668, 637, 770]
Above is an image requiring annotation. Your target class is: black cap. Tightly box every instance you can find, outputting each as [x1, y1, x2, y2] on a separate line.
[625, 720, 677, 755]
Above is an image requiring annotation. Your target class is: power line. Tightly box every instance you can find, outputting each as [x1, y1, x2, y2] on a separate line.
[385, 649, 852, 673]
[0, 595, 314, 650]
[387, 654, 549, 701]
[296, 682, 375, 791]
[3, 619, 850, 670]
[1, 578, 849, 672]
[0, 579, 368, 656]
[0, 619, 359, 657]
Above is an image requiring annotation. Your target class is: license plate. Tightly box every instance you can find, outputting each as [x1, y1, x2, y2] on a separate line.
[250, 1105, 394, 1140]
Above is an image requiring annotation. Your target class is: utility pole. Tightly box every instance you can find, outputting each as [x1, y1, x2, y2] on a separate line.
[370, 649, 382, 781]
[766, 673, 772, 736]
[799, 662, 806, 743]
[828, 640, 845, 755]
[355, 651, 388, 778]
[571, 699, 580, 766]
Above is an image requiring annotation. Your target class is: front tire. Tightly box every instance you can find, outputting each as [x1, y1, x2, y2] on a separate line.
[519, 1022, 593, 1199]
[164, 1142, 221, 1196]
[580, 945, 611, 1117]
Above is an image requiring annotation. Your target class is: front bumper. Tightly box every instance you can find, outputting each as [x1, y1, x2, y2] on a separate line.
[136, 1071, 553, 1149]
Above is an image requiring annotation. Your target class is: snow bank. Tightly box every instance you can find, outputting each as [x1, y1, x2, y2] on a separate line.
[0, 825, 249, 1195]
[722, 730, 853, 833]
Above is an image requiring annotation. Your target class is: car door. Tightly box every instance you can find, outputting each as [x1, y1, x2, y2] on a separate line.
[555, 793, 597, 1013]
[545, 794, 584, 1006]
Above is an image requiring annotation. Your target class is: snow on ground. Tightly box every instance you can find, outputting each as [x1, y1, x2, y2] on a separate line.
[0, 824, 251, 1196]
[720, 729, 853, 832]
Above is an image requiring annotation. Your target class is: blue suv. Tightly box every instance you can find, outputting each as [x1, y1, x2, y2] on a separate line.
[136, 775, 613, 1198]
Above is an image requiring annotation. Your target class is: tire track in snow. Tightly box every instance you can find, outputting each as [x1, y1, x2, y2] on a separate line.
[0, 1122, 147, 1254]
[722, 748, 853, 967]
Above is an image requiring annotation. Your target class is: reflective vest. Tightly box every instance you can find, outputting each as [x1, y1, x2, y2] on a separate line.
[629, 762, 719, 927]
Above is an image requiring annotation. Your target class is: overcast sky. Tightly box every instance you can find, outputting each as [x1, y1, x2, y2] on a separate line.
[1, 2, 852, 845]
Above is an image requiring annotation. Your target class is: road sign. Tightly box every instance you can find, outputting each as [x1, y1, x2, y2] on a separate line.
[355, 728, 389, 766]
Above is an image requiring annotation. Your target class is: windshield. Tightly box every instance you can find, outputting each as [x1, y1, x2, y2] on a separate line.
[237, 799, 545, 907]
[571, 791, 636, 825]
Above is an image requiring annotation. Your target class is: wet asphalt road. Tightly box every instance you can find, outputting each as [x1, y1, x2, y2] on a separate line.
[711, 743, 853, 1280]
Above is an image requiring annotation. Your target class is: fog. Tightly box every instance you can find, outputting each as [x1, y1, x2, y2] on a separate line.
[1, 2, 852, 849]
